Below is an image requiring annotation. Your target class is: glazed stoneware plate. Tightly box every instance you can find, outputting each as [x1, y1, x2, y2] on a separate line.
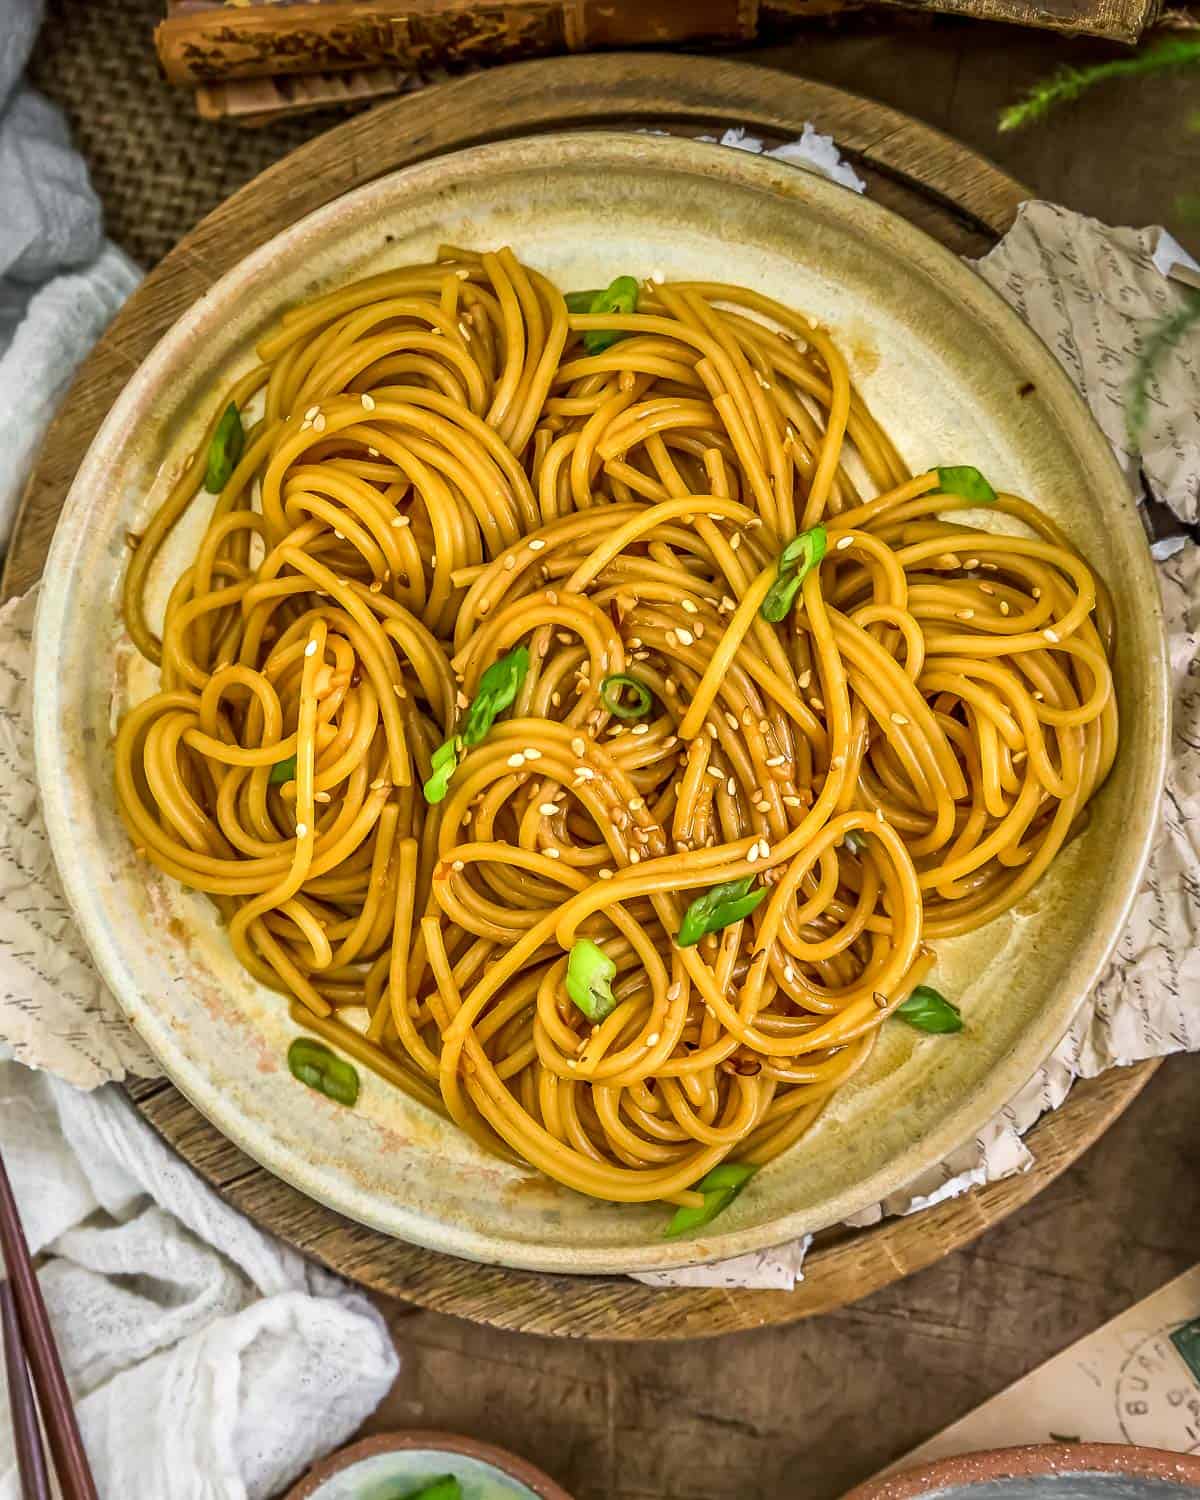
[283, 1432, 573, 1500]
[842, 1443, 1200, 1497]
[33, 133, 1169, 1274]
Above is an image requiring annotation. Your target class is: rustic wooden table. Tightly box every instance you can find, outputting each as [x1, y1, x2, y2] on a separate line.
[27, 6, 1200, 1497]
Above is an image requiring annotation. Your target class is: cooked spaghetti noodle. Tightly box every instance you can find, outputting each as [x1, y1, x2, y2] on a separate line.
[116, 247, 1117, 1219]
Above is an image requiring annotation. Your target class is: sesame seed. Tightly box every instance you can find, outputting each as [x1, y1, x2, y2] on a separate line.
[545, 847, 561, 858]
[360, 393, 376, 411]
[528, 538, 546, 551]
[681, 599, 698, 614]
[721, 596, 737, 613]
[370, 778, 389, 791]
[452, 859, 465, 872]
[1033, 690, 1045, 701]
[810, 697, 824, 711]
[1012, 749, 1028, 762]
[300, 419, 312, 432]
[551, 691, 561, 707]
[730, 533, 742, 550]
[723, 712, 738, 731]
[705, 722, 718, 740]
[694, 622, 705, 638]
[798, 670, 812, 690]
[758, 720, 769, 734]
[504, 555, 516, 570]
[645, 1031, 661, 1046]
[980, 583, 996, 595]
[831, 755, 845, 770]
[295, 822, 308, 838]
[304, 406, 319, 421]
[574, 766, 595, 781]
[571, 737, 586, 756]
[507, 753, 526, 767]
[631, 723, 649, 736]
[982, 562, 999, 571]
[665, 630, 679, 648]
[956, 609, 975, 621]
[566, 1058, 577, 1069]
[836, 535, 854, 551]
[705, 766, 724, 779]
[456, 690, 469, 709]
[1000, 600, 1011, 615]
[369, 580, 383, 594]
[1044, 628, 1060, 643]
[315, 791, 331, 803]
[546, 590, 558, 605]
[727, 777, 737, 796]
[965, 558, 980, 570]
[392, 515, 410, 528]
[747, 844, 760, 863]
[599, 868, 613, 879]
[304, 640, 319, 657]
[891, 712, 909, 726]
[1033, 587, 1042, 599]
[758, 838, 771, 858]
[755, 799, 771, 813]
[765, 754, 786, 767]
[334, 530, 346, 541]
[742, 707, 754, 726]
[539, 802, 558, 816]
[312, 414, 327, 433]
[368, 446, 380, 457]
[629, 849, 641, 863]
[522, 748, 540, 761]
[783, 795, 802, 807]
[677, 626, 697, 647]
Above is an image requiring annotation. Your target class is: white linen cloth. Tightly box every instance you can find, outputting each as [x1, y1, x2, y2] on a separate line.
[0, 8, 400, 1498]
[0, 6, 1196, 1313]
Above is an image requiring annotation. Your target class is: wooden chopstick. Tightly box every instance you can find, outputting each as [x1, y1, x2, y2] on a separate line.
[0, 1151, 98, 1500]
[2, 1278, 51, 1500]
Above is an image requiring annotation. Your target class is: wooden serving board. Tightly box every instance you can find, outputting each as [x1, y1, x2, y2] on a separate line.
[5, 52, 1160, 1339]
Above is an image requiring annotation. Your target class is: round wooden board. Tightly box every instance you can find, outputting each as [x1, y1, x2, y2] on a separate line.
[6, 52, 1160, 1339]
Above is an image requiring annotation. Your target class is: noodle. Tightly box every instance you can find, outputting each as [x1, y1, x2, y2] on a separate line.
[116, 248, 1117, 1220]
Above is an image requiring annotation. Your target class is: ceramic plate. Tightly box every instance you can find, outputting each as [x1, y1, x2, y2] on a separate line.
[33, 133, 1169, 1273]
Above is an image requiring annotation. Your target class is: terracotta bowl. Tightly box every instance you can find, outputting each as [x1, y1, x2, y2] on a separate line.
[283, 1431, 574, 1500]
[843, 1444, 1200, 1498]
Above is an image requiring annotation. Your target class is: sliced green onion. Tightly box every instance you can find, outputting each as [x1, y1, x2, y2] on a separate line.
[843, 830, 865, 854]
[665, 1161, 758, 1238]
[565, 938, 618, 1024]
[760, 524, 828, 623]
[268, 754, 296, 785]
[582, 275, 639, 355]
[936, 465, 997, 505]
[896, 984, 963, 1034]
[600, 672, 653, 720]
[423, 645, 530, 805]
[422, 736, 461, 805]
[461, 645, 530, 746]
[287, 1037, 360, 1106]
[204, 402, 245, 494]
[676, 876, 766, 948]
[408, 1478, 462, 1500]
[565, 289, 600, 313]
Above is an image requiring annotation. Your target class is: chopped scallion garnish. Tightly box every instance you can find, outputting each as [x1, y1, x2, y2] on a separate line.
[287, 1037, 360, 1106]
[600, 672, 653, 720]
[204, 402, 245, 494]
[760, 524, 827, 622]
[936, 466, 997, 505]
[665, 1162, 758, 1238]
[896, 984, 963, 1034]
[565, 938, 618, 1023]
[676, 876, 766, 948]
[576, 275, 639, 355]
[422, 645, 530, 804]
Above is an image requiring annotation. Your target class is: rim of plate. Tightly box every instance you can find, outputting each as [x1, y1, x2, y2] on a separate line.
[32, 132, 1171, 1273]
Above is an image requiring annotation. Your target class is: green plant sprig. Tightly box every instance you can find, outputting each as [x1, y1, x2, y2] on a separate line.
[1127, 289, 1200, 452]
[999, 39, 1200, 133]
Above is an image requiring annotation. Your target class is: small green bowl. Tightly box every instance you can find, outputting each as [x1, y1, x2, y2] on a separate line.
[284, 1432, 574, 1500]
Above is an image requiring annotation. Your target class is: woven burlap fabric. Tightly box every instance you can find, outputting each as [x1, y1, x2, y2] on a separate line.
[29, 0, 353, 267]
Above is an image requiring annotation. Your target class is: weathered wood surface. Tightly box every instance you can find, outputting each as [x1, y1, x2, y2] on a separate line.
[6, 53, 1168, 1350]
